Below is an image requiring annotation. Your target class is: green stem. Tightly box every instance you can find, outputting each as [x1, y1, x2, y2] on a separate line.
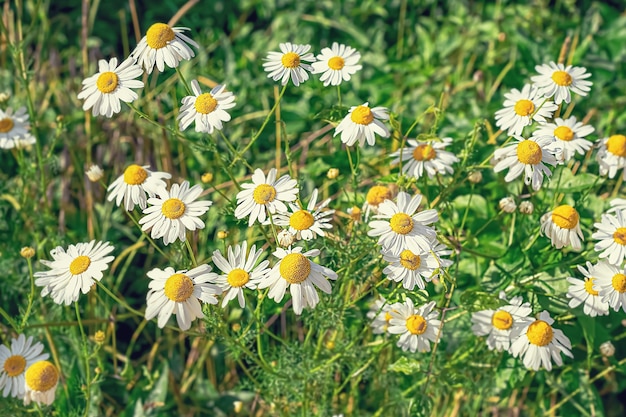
[0, 306, 19, 331]
[346, 146, 359, 202]
[75, 302, 92, 417]
[336, 85, 342, 107]
[175, 67, 193, 95]
[96, 281, 144, 317]
[124, 210, 169, 260]
[184, 239, 197, 267]
[20, 257, 36, 329]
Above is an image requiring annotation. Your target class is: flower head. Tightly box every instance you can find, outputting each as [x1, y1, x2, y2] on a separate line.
[531, 62, 592, 104]
[311, 42, 362, 86]
[594, 261, 626, 313]
[178, 80, 236, 133]
[272, 189, 334, 241]
[362, 185, 393, 222]
[381, 245, 443, 291]
[0, 106, 35, 149]
[388, 299, 441, 353]
[494, 84, 557, 136]
[534, 116, 594, 163]
[23, 360, 58, 406]
[390, 137, 459, 180]
[493, 135, 557, 191]
[471, 294, 533, 352]
[597, 134, 626, 180]
[367, 298, 401, 334]
[0, 334, 49, 399]
[334, 102, 390, 147]
[592, 209, 626, 265]
[132, 23, 198, 73]
[263, 43, 315, 86]
[566, 261, 610, 317]
[540, 204, 584, 251]
[107, 164, 171, 211]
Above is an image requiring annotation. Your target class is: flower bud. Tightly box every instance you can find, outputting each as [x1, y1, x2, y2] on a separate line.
[519, 201, 534, 214]
[499, 197, 516, 213]
[20, 247, 36, 259]
[468, 171, 483, 184]
[327, 168, 339, 179]
[600, 341, 615, 358]
[217, 230, 228, 239]
[85, 165, 104, 182]
[277, 230, 295, 247]
[94, 330, 105, 344]
[201, 173, 213, 183]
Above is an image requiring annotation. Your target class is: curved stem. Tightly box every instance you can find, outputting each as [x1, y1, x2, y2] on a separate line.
[20, 257, 36, 329]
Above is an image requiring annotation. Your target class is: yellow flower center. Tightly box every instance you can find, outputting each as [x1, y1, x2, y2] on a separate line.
[412, 144, 436, 161]
[350, 105, 374, 125]
[513, 99, 535, 116]
[0, 117, 14, 133]
[526, 320, 553, 346]
[554, 126, 574, 141]
[227, 268, 250, 288]
[516, 140, 542, 165]
[253, 184, 277, 205]
[606, 135, 626, 157]
[366, 185, 391, 206]
[384, 311, 392, 322]
[551, 205, 579, 229]
[194, 93, 218, 114]
[613, 227, 626, 245]
[491, 310, 513, 330]
[161, 198, 186, 219]
[279, 253, 311, 284]
[123, 164, 148, 185]
[551, 70, 572, 86]
[390, 213, 414, 235]
[164, 273, 195, 302]
[406, 314, 428, 335]
[3, 355, 26, 377]
[399, 249, 421, 270]
[328, 56, 345, 70]
[584, 278, 599, 296]
[281, 52, 301, 69]
[612, 273, 626, 293]
[69, 255, 91, 275]
[146, 23, 175, 50]
[289, 210, 315, 230]
[96, 71, 119, 94]
[25, 361, 58, 392]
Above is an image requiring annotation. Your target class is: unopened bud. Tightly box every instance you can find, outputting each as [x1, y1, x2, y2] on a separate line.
[0, 92, 10, 102]
[277, 230, 295, 247]
[347, 206, 361, 222]
[217, 231, 228, 239]
[85, 165, 104, 182]
[499, 197, 516, 213]
[233, 401, 243, 413]
[519, 201, 534, 215]
[600, 341, 615, 358]
[20, 247, 35, 259]
[201, 173, 213, 183]
[327, 168, 339, 179]
[231, 323, 241, 332]
[325, 340, 335, 350]
[468, 171, 482, 184]
[94, 330, 105, 344]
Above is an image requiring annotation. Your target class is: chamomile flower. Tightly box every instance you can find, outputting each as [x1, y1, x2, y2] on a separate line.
[494, 84, 557, 136]
[531, 62, 592, 104]
[178, 80, 236, 134]
[471, 294, 533, 352]
[212, 242, 270, 308]
[0, 107, 35, 149]
[388, 299, 441, 353]
[592, 209, 626, 265]
[381, 246, 441, 291]
[367, 298, 401, 334]
[594, 261, 626, 312]
[368, 191, 439, 255]
[362, 185, 393, 222]
[566, 261, 610, 317]
[258, 247, 338, 315]
[272, 189, 334, 241]
[23, 360, 58, 406]
[540, 204, 584, 250]
[390, 137, 459, 179]
[107, 164, 172, 211]
[0, 334, 49, 399]
[139, 181, 212, 245]
[597, 134, 626, 180]
[534, 116, 594, 162]
[34, 241, 115, 305]
[132, 23, 198, 74]
[145, 265, 221, 330]
[77, 57, 144, 118]
[311, 42, 362, 86]
[493, 135, 557, 191]
[334, 102, 390, 147]
[234, 168, 298, 227]
[262, 43, 314, 86]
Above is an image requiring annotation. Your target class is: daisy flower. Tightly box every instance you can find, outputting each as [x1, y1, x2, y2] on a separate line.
[390, 137, 459, 179]
[510, 311, 573, 371]
[367, 298, 401, 334]
[592, 209, 626, 265]
[534, 116, 594, 162]
[334, 102, 390, 147]
[0, 106, 35, 149]
[493, 135, 557, 191]
[494, 84, 557, 136]
[362, 185, 393, 222]
[368, 191, 439, 255]
[178, 80, 236, 134]
[539, 204, 584, 250]
[566, 261, 610, 317]
[470, 293, 533, 352]
[107, 164, 171, 211]
[262, 42, 314, 86]
[212, 242, 270, 308]
[23, 360, 58, 406]
[34, 241, 115, 305]
[594, 261, 626, 312]
[234, 168, 298, 227]
[257, 247, 338, 315]
[131, 23, 198, 74]
[140, 181, 212, 245]
[597, 134, 626, 180]
[381, 246, 442, 291]
[145, 265, 221, 330]
[77, 57, 144, 118]
[272, 189, 334, 241]
[0, 334, 48, 399]
[311, 42, 362, 86]
[388, 299, 441, 353]
[531, 61, 592, 104]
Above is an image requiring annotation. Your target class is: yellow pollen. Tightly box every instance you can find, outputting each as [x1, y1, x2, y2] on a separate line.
[513, 99, 535, 116]
[551, 205, 579, 229]
[406, 314, 428, 335]
[161, 198, 186, 219]
[612, 273, 626, 293]
[606, 135, 626, 157]
[554, 126, 574, 141]
[289, 210, 315, 230]
[551, 70, 572, 86]
[0, 117, 14, 133]
[390, 213, 414, 235]
[281, 52, 301, 69]
[96, 72, 119, 94]
[526, 320, 553, 346]
[516, 140, 542, 165]
[613, 227, 626, 245]
[227, 268, 250, 288]
[328, 56, 345, 70]
[366, 185, 391, 206]
[123, 164, 148, 185]
[146, 23, 175, 49]
[384, 311, 392, 322]
[194, 93, 218, 114]
[69, 255, 91, 275]
[412, 144, 437, 161]
[3, 355, 26, 377]
[25, 361, 58, 392]
[350, 105, 374, 125]
[279, 253, 311, 284]
[399, 249, 421, 270]
[253, 184, 277, 205]
[164, 273, 195, 302]
[584, 278, 599, 296]
[491, 310, 513, 330]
